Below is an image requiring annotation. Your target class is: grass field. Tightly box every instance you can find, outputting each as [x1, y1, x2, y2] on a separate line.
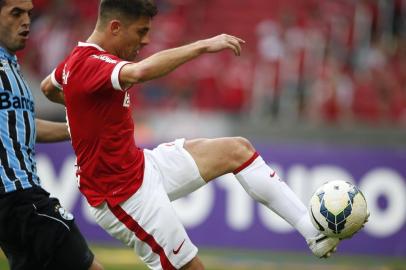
[1, 245, 405, 270]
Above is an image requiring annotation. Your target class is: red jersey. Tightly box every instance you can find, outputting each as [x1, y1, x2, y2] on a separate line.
[51, 42, 144, 207]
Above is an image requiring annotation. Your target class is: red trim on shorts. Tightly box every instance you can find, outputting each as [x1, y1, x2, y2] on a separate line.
[233, 152, 259, 174]
[108, 204, 176, 270]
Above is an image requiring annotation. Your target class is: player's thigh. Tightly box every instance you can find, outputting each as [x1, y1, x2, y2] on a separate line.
[0, 211, 41, 270]
[0, 243, 41, 270]
[46, 222, 95, 270]
[1, 192, 94, 270]
[146, 139, 206, 201]
[90, 162, 198, 270]
[29, 196, 94, 270]
[184, 137, 255, 181]
[0, 191, 39, 269]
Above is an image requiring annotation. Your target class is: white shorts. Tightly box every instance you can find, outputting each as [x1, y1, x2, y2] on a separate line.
[90, 139, 206, 270]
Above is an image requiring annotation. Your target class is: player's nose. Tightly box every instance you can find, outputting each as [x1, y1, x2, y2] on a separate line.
[141, 35, 150, 46]
[21, 12, 31, 25]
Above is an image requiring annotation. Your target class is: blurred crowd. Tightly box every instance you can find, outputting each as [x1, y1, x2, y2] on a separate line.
[21, 0, 406, 127]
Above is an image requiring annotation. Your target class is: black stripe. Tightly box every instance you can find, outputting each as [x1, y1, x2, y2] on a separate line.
[23, 111, 37, 185]
[8, 60, 25, 96]
[0, 62, 20, 191]
[0, 62, 12, 92]
[27, 148, 40, 185]
[8, 111, 35, 187]
[23, 111, 31, 146]
[0, 136, 19, 189]
[20, 72, 34, 100]
[19, 73, 35, 147]
[19, 72, 36, 143]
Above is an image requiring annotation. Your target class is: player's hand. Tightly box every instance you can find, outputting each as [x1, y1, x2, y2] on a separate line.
[200, 34, 245, 56]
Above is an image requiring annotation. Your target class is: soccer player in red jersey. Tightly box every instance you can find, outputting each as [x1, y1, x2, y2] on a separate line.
[0, 1, 103, 269]
[40, 0, 349, 269]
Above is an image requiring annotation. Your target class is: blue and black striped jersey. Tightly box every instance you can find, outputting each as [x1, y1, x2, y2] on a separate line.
[0, 46, 40, 194]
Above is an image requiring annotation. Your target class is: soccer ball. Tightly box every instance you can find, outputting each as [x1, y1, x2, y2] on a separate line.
[309, 180, 368, 239]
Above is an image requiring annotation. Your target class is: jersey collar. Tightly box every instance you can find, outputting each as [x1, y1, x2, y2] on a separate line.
[0, 46, 18, 65]
[78, 42, 105, 52]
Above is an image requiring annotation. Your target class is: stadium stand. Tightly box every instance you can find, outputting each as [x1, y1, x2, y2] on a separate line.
[20, 0, 406, 127]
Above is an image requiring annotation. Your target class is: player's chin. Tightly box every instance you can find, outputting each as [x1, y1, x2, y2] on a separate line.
[131, 51, 139, 60]
[131, 49, 140, 60]
[11, 42, 26, 52]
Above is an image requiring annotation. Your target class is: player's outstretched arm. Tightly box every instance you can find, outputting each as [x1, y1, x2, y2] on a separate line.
[40, 75, 65, 105]
[119, 34, 245, 89]
[36, 119, 70, 143]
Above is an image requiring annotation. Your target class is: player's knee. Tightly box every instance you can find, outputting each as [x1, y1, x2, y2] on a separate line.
[180, 256, 205, 270]
[229, 137, 256, 165]
[88, 259, 104, 270]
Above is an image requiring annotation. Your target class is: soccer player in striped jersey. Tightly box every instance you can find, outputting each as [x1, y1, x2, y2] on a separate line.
[0, 1, 103, 270]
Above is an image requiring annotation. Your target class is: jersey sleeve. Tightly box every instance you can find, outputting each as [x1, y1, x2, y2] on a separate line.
[81, 54, 130, 93]
[51, 60, 66, 91]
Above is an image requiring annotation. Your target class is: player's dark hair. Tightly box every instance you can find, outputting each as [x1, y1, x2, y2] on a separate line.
[0, 0, 5, 10]
[99, 0, 157, 25]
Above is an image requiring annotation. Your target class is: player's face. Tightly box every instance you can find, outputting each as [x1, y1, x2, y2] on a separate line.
[0, 0, 33, 54]
[118, 16, 151, 61]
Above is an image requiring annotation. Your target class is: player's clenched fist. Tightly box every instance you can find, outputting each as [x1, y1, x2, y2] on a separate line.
[199, 34, 245, 56]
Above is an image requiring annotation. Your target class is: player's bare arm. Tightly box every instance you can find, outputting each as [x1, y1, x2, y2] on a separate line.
[36, 119, 70, 143]
[119, 34, 245, 89]
[40, 75, 65, 105]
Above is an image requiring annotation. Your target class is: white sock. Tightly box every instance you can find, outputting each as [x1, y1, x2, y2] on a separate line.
[234, 153, 318, 240]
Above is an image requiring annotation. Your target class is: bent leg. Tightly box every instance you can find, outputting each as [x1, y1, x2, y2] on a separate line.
[184, 137, 255, 182]
[184, 137, 318, 241]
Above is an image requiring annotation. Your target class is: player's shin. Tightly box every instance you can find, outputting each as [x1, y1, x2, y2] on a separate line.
[234, 154, 318, 240]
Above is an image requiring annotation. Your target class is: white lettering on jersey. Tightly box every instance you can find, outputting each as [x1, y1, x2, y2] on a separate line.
[123, 92, 130, 107]
[76, 174, 81, 188]
[91, 55, 118, 64]
[62, 64, 70, 85]
[75, 163, 81, 188]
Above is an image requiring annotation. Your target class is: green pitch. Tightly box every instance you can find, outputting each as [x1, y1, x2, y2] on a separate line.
[1, 246, 405, 270]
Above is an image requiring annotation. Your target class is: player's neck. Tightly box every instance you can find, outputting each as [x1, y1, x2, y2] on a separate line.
[0, 43, 16, 56]
[86, 31, 110, 53]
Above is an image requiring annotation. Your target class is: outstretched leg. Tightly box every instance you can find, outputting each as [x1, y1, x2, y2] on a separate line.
[185, 137, 316, 238]
[184, 137, 338, 257]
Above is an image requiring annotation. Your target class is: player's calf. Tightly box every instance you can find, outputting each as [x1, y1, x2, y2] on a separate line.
[233, 148, 322, 244]
[180, 256, 205, 270]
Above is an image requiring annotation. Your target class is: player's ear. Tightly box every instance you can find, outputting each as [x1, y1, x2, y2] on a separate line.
[110, 20, 122, 36]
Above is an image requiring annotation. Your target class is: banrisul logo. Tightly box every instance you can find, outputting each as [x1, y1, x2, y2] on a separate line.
[0, 91, 34, 112]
